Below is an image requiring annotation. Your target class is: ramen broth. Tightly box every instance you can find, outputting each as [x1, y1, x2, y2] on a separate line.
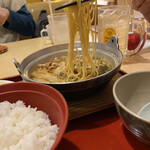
[30, 56, 111, 83]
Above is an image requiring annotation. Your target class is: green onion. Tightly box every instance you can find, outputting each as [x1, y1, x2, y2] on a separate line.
[73, 64, 76, 68]
[99, 58, 103, 63]
[56, 74, 60, 78]
[103, 65, 111, 73]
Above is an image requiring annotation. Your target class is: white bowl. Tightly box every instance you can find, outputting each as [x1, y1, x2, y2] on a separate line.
[113, 71, 150, 145]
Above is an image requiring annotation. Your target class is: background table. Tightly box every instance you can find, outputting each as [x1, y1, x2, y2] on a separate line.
[0, 38, 51, 78]
[1, 38, 150, 79]
[121, 40, 150, 73]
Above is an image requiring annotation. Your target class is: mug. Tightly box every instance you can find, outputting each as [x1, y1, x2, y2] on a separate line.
[98, 5, 146, 57]
[40, 24, 52, 41]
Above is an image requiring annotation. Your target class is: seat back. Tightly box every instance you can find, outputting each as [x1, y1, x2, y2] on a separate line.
[26, 0, 42, 4]
[26, 2, 50, 22]
[19, 1, 68, 40]
[26, 0, 68, 22]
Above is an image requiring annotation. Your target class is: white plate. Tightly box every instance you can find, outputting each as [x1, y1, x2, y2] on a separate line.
[0, 80, 14, 85]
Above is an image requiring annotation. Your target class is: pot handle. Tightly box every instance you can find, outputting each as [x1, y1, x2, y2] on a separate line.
[107, 36, 119, 50]
[12, 58, 22, 76]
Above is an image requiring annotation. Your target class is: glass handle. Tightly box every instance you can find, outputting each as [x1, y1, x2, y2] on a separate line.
[127, 17, 146, 57]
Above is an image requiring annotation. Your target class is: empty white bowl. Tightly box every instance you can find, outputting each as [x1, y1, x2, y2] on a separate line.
[113, 71, 150, 145]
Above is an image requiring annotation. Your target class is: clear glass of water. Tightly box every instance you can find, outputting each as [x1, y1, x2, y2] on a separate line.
[47, 13, 70, 45]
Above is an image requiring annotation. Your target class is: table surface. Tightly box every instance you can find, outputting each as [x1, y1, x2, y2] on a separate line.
[121, 40, 150, 73]
[1, 37, 150, 79]
[56, 107, 150, 150]
[1, 38, 150, 149]
[0, 37, 51, 78]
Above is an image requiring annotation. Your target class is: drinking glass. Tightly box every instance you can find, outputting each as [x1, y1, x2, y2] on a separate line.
[98, 5, 146, 57]
[47, 13, 70, 45]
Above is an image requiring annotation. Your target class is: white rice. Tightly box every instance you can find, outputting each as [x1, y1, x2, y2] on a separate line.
[0, 100, 59, 150]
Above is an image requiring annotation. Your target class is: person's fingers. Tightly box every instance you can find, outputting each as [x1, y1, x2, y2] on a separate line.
[0, 17, 6, 25]
[0, 8, 9, 25]
[138, 0, 150, 22]
[0, 17, 7, 25]
[132, 0, 145, 10]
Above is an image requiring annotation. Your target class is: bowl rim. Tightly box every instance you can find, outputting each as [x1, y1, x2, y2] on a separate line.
[113, 71, 150, 123]
[0, 82, 69, 150]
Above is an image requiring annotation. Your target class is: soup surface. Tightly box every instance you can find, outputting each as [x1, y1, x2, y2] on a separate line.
[31, 55, 111, 83]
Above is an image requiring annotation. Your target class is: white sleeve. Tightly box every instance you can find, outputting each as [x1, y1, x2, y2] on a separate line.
[3, 0, 26, 12]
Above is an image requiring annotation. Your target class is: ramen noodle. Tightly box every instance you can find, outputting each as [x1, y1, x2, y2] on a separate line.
[31, 0, 112, 83]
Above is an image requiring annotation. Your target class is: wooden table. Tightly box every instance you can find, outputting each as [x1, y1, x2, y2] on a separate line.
[0, 37, 52, 79]
[1, 38, 150, 79]
[121, 40, 150, 73]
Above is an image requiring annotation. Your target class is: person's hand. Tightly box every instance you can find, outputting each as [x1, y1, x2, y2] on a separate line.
[132, 0, 150, 23]
[132, 0, 145, 10]
[0, 8, 10, 25]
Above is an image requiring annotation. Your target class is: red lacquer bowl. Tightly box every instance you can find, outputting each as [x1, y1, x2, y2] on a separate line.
[0, 82, 68, 150]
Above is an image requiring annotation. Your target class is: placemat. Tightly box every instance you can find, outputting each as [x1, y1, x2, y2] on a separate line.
[68, 72, 122, 120]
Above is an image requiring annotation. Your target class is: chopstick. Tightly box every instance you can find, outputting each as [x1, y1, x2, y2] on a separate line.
[55, 0, 90, 10]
